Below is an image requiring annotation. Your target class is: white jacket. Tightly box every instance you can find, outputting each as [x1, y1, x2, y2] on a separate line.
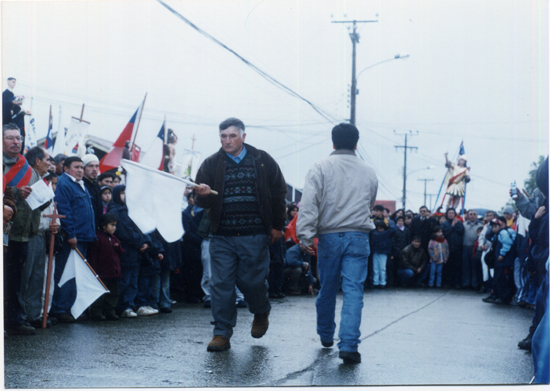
[296, 149, 378, 246]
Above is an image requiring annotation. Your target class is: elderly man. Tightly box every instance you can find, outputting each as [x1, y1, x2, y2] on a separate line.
[3, 124, 39, 335]
[51, 156, 96, 322]
[19, 147, 59, 328]
[297, 123, 378, 364]
[462, 209, 483, 289]
[194, 117, 287, 352]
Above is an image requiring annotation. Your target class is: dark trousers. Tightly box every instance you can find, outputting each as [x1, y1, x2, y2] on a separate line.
[90, 278, 119, 317]
[268, 262, 284, 295]
[4, 241, 28, 328]
[209, 234, 271, 338]
[493, 266, 516, 303]
[462, 246, 481, 288]
[443, 249, 462, 287]
[386, 255, 398, 287]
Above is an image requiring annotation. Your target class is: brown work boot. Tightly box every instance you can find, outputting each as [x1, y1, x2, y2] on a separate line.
[251, 311, 270, 338]
[207, 335, 231, 352]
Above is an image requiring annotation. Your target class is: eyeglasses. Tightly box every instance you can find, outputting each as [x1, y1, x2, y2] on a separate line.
[3, 136, 23, 142]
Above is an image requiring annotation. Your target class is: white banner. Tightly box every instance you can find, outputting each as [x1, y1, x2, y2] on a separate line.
[64, 117, 89, 155]
[121, 159, 192, 243]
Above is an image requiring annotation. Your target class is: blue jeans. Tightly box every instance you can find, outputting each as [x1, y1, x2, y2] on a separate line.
[372, 253, 387, 286]
[150, 270, 171, 309]
[118, 265, 140, 312]
[397, 267, 429, 286]
[429, 263, 443, 287]
[51, 241, 88, 315]
[316, 231, 369, 353]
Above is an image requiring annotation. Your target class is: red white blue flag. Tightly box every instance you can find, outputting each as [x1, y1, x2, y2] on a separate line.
[44, 107, 54, 154]
[5, 154, 33, 188]
[99, 100, 145, 173]
[140, 122, 166, 171]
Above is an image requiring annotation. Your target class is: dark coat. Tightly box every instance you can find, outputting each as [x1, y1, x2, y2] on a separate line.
[87, 230, 125, 279]
[193, 143, 287, 234]
[107, 185, 151, 268]
[83, 176, 102, 229]
[139, 232, 164, 277]
[391, 226, 410, 258]
[441, 218, 465, 252]
[410, 216, 438, 250]
[399, 244, 428, 272]
[369, 229, 394, 255]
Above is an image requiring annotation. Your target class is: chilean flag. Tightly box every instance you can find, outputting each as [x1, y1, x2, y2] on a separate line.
[99, 102, 144, 173]
[5, 154, 33, 188]
[140, 122, 165, 171]
[44, 116, 54, 154]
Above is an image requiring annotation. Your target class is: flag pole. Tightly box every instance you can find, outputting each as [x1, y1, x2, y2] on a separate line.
[42, 203, 65, 329]
[49, 105, 52, 130]
[73, 247, 109, 291]
[131, 93, 147, 152]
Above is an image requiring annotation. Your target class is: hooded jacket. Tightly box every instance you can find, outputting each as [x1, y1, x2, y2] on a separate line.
[107, 185, 151, 267]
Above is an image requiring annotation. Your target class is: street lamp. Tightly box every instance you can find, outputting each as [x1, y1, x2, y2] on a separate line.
[356, 54, 410, 82]
[402, 165, 434, 211]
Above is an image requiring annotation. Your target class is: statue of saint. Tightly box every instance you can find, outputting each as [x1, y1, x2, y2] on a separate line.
[443, 152, 470, 210]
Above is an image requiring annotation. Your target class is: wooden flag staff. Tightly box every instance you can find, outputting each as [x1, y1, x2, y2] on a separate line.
[42, 203, 65, 329]
[73, 247, 109, 291]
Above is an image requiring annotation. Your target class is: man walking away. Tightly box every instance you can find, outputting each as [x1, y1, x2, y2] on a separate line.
[297, 123, 378, 364]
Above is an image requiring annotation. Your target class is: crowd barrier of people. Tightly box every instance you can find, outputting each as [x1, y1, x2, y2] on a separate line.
[2, 116, 548, 382]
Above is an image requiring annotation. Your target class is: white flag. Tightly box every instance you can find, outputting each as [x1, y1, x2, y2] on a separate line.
[58, 250, 108, 319]
[52, 127, 67, 157]
[121, 159, 189, 242]
[64, 118, 89, 155]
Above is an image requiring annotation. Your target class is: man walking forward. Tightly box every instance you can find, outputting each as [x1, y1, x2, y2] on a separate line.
[194, 117, 287, 352]
[297, 123, 378, 364]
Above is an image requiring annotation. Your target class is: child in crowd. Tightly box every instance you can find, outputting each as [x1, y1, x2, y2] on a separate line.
[87, 213, 125, 321]
[100, 186, 112, 214]
[397, 236, 429, 287]
[427, 226, 449, 288]
[370, 221, 394, 288]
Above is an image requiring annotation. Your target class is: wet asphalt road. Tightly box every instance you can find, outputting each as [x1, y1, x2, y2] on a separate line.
[4, 287, 535, 388]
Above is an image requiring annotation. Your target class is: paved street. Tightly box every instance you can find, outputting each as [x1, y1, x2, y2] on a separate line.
[4, 287, 535, 388]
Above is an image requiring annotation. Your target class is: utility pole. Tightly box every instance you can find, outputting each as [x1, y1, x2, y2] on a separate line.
[417, 178, 434, 207]
[394, 131, 418, 211]
[427, 193, 437, 212]
[332, 18, 377, 125]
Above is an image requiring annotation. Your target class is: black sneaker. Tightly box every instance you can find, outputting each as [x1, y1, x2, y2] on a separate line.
[159, 307, 172, 313]
[321, 340, 333, 348]
[30, 319, 51, 329]
[518, 338, 532, 351]
[339, 351, 361, 364]
[482, 295, 497, 303]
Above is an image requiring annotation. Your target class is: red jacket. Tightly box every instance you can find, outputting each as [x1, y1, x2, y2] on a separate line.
[87, 230, 125, 280]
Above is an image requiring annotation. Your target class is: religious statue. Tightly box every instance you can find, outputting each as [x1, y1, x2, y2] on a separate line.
[443, 152, 470, 210]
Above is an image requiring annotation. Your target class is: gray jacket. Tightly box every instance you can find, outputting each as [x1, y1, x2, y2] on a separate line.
[514, 188, 544, 219]
[296, 149, 378, 246]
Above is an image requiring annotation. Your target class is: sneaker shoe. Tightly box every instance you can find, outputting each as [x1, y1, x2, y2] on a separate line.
[30, 319, 52, 329]
[236, 300, 247, 308]
[321, 340, 333, 348]
[251, 311, 270, 338]
[482, 295, 497, 303]
[339, 351, 361, 364]
[137, 306, 158, 316]
[120, 309, 138, 318]
[203, 300, 211, 308]
[6, 323, 36, 336]
[145, 306, 160, 314]
[159, 307, 172, 313]
[207, 335, 231, 352]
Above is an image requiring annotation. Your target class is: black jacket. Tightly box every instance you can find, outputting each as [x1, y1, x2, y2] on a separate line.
[194, 143, 287, 234]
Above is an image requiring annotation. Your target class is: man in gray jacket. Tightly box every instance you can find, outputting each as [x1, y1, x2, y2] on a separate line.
[296, 123, 378, 364]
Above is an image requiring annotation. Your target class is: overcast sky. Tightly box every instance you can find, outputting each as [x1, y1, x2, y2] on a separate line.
[2, 0, 548, 212]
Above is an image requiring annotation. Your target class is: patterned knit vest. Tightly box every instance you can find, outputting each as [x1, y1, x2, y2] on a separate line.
[218, 152, 265, 236]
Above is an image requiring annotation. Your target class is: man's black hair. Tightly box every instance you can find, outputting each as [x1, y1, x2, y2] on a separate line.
[99, 213, 118, 229]
[396, 215, 405, 222]
[419, 205, 428, 211]
[7, 77, 16, 81]
[24, 147, 46, 167]
[53, 154, 66, 165]
[383, 207, 390, 213]
[98, 172, 115, 182]
[412, 235, 422, 242]
[373, 204, 385, 212]
[63, 156, 83, 170]
[219, 117, 245, 132]
[331, 123, 359, 150]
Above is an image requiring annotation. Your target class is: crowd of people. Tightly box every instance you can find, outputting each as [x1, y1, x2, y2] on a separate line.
[2, 112, 548, 380]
